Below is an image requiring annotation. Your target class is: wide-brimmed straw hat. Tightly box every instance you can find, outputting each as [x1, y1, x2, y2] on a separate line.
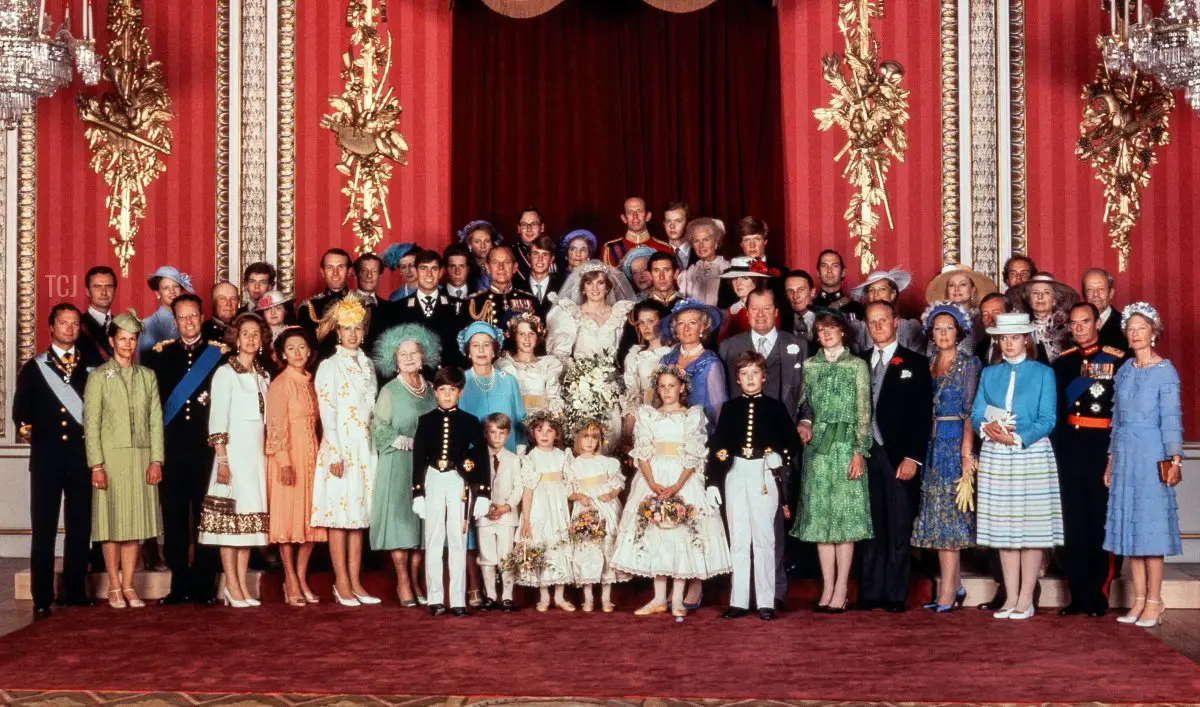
[924, 263, 997, 305]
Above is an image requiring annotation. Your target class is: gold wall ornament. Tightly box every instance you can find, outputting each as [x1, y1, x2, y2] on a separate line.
[320, 0, 409, 256]
[76, 0, 174, 278]
[1076, 50, 1173, 272]
[814, 0, 910, 275]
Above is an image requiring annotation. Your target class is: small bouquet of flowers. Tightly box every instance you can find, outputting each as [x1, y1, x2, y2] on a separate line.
[633, 494, 699, 544]
[499, 540, 548, 582]
[568, 509, 607, 544]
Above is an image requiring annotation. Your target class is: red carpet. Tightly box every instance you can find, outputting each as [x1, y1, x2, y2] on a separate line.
[0, 600, 1198, 702]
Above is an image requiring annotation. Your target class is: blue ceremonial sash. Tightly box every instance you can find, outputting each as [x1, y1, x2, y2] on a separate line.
[34, 353, 83, 425]
[163, 345, 223, 426]
[1064, 350, 1118, 408]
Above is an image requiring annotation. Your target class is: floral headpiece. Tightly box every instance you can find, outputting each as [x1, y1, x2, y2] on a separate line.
[505, 310, 546, 340]
[649, 364, 692, 396]
[1121, 301, 1161, 329]
[523, 408, 565, 437]
[920, 300, 972, 335]
[456, 219, 501, 245]
[457, 320, 505, 355]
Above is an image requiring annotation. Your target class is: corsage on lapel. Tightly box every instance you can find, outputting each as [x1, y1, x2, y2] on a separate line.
[890, 356, 904, 366]
[900, 369, 913, 380]
[786, 343, 800, 355]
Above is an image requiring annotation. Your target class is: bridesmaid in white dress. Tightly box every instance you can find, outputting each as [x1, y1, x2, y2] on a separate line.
[311, 296, 380, 607]
[517, 413, 575, 611]
[565, 420, 625, 612]
[496, 312, 564, 418]
[622, 300, 672, 432]
[200, 314, 271, 608]
[611, 367, 731, 617]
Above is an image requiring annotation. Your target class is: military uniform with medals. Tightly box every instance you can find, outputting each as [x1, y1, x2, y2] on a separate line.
[1052, 342, 1127, 615]
[144, 337, 229, 603]
[13, 346, 94, 611]
[465, 286, 537, 330]
[412, 406, 491, 612]
[707, 393, 801, 617]
[813, 288, 865, 321]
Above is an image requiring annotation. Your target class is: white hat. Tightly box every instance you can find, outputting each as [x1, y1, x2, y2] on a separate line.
[851, 268, 912, 302]
[719, 256, 772, 279]
[254, 290, 293, 311]
[985, 312, 1036, 336]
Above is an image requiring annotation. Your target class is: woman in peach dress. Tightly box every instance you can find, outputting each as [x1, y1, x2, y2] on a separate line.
[266, 326, 327, 606]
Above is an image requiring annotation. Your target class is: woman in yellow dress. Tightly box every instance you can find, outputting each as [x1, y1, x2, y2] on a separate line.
[84, 312, 164, 609]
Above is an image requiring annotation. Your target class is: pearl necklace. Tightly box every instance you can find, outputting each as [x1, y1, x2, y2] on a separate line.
[679, 343, 704, 358]
[473, 369, 497, 393]
[399, 374, 427, 397]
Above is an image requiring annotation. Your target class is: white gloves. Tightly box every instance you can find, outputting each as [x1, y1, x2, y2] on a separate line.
[391, 435, 414, 452]
[706, 486, 723, 508]
[765, 452, 783, 469]
[412, 496, 426, 519]
[472, 497, 491, 519]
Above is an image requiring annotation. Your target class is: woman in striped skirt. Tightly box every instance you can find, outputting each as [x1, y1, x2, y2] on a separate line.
[970, 312, 1063, 621]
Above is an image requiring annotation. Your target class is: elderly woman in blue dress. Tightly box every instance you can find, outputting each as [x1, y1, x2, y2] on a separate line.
[459, 321, 527, 451]
[970, 312, 1063, 621]
[911, 302, 980, 612]
[1105, 303, 1183, 628]
[371, 323, 441, 606]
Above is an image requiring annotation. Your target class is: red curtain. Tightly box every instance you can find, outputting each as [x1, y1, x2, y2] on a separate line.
[294, 0, 453, 297]
[777, 0, 945, 311]
[449, 0, 785, 257]
[36, 1, 217, 345]
[1026, 0, 1200, 435]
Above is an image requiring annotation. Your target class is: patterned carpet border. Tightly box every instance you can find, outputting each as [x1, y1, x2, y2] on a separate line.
[3, 694, 1200, 707]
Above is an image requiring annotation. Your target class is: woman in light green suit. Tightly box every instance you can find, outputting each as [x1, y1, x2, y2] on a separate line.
[84, 311, 164, 609]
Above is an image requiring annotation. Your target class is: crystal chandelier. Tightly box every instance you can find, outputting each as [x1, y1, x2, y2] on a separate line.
[1103, 0, 1200, 114]
[0, 0, 101, 130]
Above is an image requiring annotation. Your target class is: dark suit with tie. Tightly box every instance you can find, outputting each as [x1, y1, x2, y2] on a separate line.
[13, 349, 94, 608]
[78, 311, 112, 364]
[515, 271, 566, 320]
[859, 343, 933, 608]
[718, 328, 812, 603]
[396, 290, 469, 369]
[1097, 307, 1125, 350]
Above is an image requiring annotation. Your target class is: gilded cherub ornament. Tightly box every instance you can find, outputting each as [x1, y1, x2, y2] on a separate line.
[814, 0, 909, 274]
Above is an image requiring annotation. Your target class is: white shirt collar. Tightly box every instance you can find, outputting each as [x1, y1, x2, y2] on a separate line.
[529, 275, 550, 289]
[1099, 305, 1113, 325]
[87, 306, 110, 325]
[873, 340, 899, 365]
[51, 343, 75, 359]
[752, 328, 778, 350]
[355, 289, 377, 303]
[447, 284, 467, 297]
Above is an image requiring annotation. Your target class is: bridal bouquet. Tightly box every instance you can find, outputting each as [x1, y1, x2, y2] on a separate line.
[568, 509, 607, 544]
[561, 353, 625, 441]
[633, 494, 698, 544]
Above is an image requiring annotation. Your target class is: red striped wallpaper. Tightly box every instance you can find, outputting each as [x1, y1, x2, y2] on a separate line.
[777, 0, 945, 314]
[35, 1, 217, 344]
[1026, 0, 1199, 436]
[293, 0, 453, 299]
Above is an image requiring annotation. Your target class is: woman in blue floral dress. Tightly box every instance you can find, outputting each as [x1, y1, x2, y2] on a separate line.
[911, 303, 980, 612]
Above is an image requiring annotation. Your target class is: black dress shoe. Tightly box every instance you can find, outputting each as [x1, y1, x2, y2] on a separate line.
[977, 595, 1005, 611]
[1058, 604, 1085, 616]
[720, 607, 749, 619]
[158, 592, 190, 606]
[478, 597, 497, 612]
[774, 598, 787, 612]
[885, 602, 907, 613]
[853, 599, 880, 611]
[1088, 606, 1109, 618]
[430, 603, 447, 616]
[450, 607, 469, 617]
[194, 596, 218, 607]
[64, 596, 95, 607]
[758, 608, 776, 621]
[501, 599, 519, 613]
[33, 606, 52, 620]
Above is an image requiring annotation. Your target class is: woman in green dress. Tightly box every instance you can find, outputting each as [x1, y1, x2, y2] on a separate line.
[791, 311, 873, 613]
[371, 323, 440, 605]
[84, 312, 164, 609]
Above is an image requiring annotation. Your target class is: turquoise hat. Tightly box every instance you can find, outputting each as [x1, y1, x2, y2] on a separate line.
[457, 320, 505, 355]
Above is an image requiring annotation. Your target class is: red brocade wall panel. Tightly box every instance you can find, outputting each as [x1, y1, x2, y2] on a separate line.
[1026, 1, 1200, 436]
[778, 0, 945, 313]
[35, 1, 216, 347]
[293, 0, 453, 299]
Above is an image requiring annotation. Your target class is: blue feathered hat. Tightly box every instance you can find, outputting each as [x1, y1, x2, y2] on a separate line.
[380, 243, 418, 271]
[373, 323, 443, 379]
[620, 245, 656, 283]
[559, 229, 597, 259]
[660, 298, 723, 343]
[457, 320, 505, 355]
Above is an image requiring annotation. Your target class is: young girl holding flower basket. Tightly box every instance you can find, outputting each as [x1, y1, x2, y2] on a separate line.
[516, 412, 576, 611]
[564, 420, 626, 612]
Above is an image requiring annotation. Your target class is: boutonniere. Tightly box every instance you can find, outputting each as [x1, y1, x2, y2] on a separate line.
[900, 369, 913, 380]
[197, 391, 210, 406]
[890, 356, 904, 366]
[786, 343, 800, 355]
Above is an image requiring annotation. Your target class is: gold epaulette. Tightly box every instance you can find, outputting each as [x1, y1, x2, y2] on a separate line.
[303, 299, 317, 322]
[1059, 346, 1079, 357]
[1103, 346, 1127, 358]
[152, 339, 175, 353]
[208, 340, 231, 354]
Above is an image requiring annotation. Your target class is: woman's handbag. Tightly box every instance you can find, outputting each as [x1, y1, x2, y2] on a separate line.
[198, 484, 237, 534]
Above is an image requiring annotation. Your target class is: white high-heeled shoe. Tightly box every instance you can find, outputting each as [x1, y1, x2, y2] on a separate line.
[1135, 600, 1166, 627]
[1007, 606, 1035, 620]
[1117, 596, 1146, 624]
[222, 587, 251, 608]
[243, 596, 261, 607]
[992, 607, 1013, 620]
[333, 587, 361, 607]
[353, 591, 381, 605]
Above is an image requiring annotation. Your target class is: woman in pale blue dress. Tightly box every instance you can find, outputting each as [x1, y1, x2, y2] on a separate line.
[1104, 303, 1182, 628]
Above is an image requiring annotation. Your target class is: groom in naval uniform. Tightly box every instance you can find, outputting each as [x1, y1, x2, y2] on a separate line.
[718, 287, 812, 609]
